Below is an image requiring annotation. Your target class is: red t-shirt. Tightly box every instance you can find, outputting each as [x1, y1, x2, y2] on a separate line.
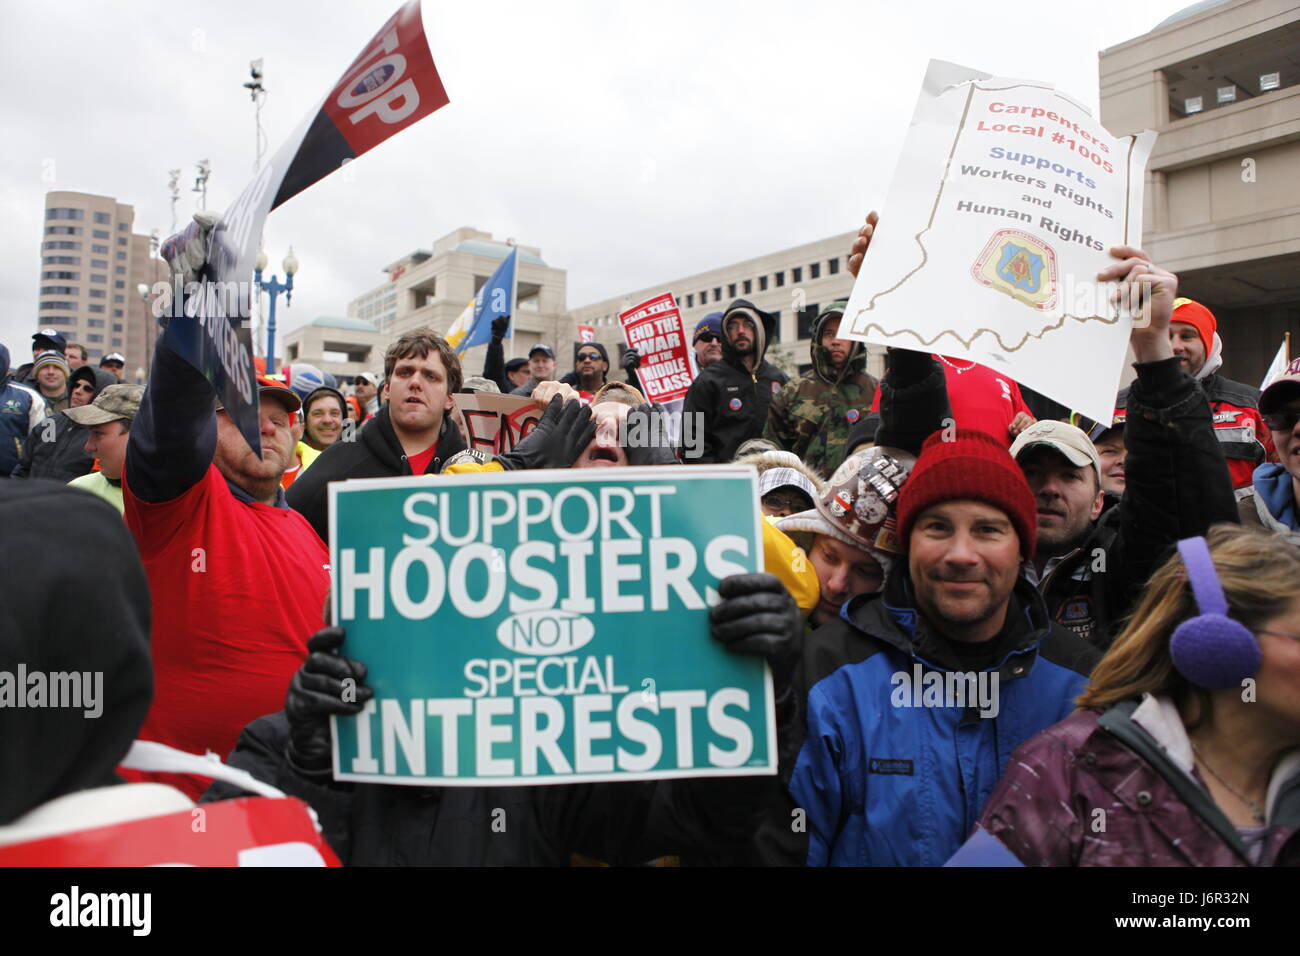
[872, 356, 1031, 446]
[407, 444, 438, 475]
[122, 465, 330, 799]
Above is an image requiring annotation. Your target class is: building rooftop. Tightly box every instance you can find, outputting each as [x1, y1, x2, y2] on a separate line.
[1153, 0, 1231, 30]
[305, 315, 380, 332]
[452, 240, 547, 268]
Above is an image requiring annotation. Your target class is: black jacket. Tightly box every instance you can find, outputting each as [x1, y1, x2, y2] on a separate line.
[1036, 357, 1237, 647]
[682, 299, 788, 463]
[286, 406, 467, 543]
[10, 368, 116, 481]
[203, 711, 770, 866]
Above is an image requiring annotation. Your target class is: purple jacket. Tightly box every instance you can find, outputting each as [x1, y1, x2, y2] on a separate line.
[968, 696, 1300, 866]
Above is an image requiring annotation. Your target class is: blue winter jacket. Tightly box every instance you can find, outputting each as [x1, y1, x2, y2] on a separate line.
[789, 571, 1099, 866]
[0, 345, 45, 477]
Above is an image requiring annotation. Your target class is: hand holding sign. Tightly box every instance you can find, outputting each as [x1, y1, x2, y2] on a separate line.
[285, 625, 374, 775]
[1098, 245, 1178, 365]
[847, 210, 879, 279]
[709, 573, 802, 692]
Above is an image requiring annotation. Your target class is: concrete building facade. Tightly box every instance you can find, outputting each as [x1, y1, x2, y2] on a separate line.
[36, 190, 164, 379]
[569, 231, 880, 381]
[1100, 0, 1300, 384]
[282, 316, 391, 382]
[335, 227, 572, 380]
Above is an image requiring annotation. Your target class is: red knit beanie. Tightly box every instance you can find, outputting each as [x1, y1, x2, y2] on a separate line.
[1171, 298, 1216, 354]
[897, 429, 1037, 560]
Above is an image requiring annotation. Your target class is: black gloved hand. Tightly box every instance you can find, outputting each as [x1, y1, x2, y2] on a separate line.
[709, 573, 801, 693]
[497, 395, 597, 471]
[285, 626, 374, 777]
[621, 347, 641, 371]
[491, 315, 511, 340]
[624, 403, 679, 466]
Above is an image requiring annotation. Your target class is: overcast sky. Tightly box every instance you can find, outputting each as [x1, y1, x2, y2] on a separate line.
[0, 0, 1201, 352]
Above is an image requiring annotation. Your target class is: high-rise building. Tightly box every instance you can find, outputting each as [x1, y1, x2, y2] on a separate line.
[37, 190, 164, 379]
[1101, 0, 1300, 383]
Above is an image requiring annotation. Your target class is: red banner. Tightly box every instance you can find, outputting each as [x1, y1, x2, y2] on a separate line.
[619, 293, 694, 403]
[0, 797, 340, 867]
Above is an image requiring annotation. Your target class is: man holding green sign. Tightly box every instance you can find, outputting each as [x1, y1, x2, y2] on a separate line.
[210, 401, 803, 863]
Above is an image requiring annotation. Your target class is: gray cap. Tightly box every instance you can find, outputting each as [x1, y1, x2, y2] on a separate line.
[461, 376, 500, 394]
[64, 384, 144, 426]
[1009, 419, 1102, 484]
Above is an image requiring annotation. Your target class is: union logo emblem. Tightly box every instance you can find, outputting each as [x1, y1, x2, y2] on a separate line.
[971, 230, 1058, 311]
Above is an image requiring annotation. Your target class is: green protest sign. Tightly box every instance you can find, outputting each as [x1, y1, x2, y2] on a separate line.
[329, 465, 774, 785]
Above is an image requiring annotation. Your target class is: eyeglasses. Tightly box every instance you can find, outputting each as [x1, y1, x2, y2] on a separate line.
[1262, 407, 1300, 433]
[576, 352, 602, 361]
[72, 383, 95, 394]
[695, 333, 719, 344]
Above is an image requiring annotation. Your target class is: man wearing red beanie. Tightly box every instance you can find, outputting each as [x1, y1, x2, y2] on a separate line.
[1115, 297, 1274, 491]
[787, 425, 1098, 866]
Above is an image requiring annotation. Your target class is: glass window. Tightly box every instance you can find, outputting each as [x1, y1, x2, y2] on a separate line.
[728, 283, 737, 298]
[117, 222, 127, 231]
[686, 294, 693, 307]
[113, 294, 124, 303]
[792, 267, 803, 284]
[46, 225, 81, 236]
[93, 229, 110, 239]
[113, 310, 123, 318]
[87, 333, 104, 342]
[114, 280, 124, 289]
[112, 338, 122, 347]
[88, 319, 105, 328]
[760, 276, 768, 291]
[116, 252, 127, 260]
[699, 291, 707, 304]
[42, 270, 78, 280]
[93, 212, 110, 224]
[797, 303, 820, 340]
[775, 272, 785, 288]
[44, 316, 77, 327]
[828, 257, 840, 275]
[91, 259, 107, 268]
[46, 208, 84, 220]
[42, 240, 80, 250]
[92, 244, 109, 254]
[40, 301, 78, 311]
[743, 279, 752, 294]
[769, 310, 782, 343]
[713, 287, 722, 303]
[810, 262, 820, 279]
[92, 274, 106, 283]
[117, 236, 127, 246]
[88, 305, 105, 314]
[44, 256, 80, 265]
[112, 323, 123, 332]
[114, 266, 125, 275]
[40, 286, 77, 295]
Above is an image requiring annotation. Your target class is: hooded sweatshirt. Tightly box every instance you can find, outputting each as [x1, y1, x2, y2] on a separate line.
[0, 345, 46, 476]
[10, 366, 116, 481]
[681, 298, 788, 463]
[764, 302, 877, 478]
[0, 479, 152, 825]
[286, 404, 467, 544]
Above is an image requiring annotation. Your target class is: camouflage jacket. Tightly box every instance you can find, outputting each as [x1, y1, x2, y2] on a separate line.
[764, 305, 876, 479]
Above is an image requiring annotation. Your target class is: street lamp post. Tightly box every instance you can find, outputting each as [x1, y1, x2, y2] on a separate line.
[255, 247, 298, 372]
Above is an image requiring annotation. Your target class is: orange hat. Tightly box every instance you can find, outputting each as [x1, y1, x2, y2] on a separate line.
[1171, 298, 1216, 353]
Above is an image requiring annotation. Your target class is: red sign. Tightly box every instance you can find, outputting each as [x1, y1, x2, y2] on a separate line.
[577, 325, 595, 343]
[0, 797, 340, 867]
[321, 1, 449, 159]
[619, 293, 694, 403]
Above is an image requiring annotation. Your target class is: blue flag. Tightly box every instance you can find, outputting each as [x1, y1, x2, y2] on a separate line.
[455, 247, 517, 354]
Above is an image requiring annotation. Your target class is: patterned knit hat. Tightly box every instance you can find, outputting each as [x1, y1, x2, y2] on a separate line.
[897, 429, 1037, 560]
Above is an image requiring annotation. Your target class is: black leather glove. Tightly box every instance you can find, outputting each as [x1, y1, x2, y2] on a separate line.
[497, 396, 597, 470]
[285, 626, 373, 777]
[621, 347, 641, 371]
[491, 315, 511, 340]
[709, 573, 801, 693]
[624, 403, 679, 466]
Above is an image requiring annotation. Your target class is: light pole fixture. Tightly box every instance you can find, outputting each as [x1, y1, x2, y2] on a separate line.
[256, 246, 298, 372]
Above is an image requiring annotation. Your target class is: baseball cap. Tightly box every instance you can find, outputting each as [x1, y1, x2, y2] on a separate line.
[1260, 356, 1300, 416]
[529, 344, 556, 359]
[100, 352, 126, 365]
[460, 376, 500, 394]
[33, 329, 67, 352]
[694, 313, 723, 342]
[65, 384, 144, 426]
[1009, 419, 1102, 485]
[355, 371, 380, 387]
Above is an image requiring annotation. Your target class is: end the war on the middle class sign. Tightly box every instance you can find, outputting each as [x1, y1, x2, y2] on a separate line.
[328, 466, 775, 786]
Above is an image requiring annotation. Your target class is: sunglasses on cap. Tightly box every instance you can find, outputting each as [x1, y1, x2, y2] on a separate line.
[695, 332, 720, 344]
[1263, 406, 1300, 433]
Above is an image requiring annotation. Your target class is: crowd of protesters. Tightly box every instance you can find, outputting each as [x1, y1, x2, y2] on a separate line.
[3, 209, 1300, 868]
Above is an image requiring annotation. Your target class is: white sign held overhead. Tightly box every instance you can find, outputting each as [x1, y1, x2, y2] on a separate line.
[841, 59, 1157, 424]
